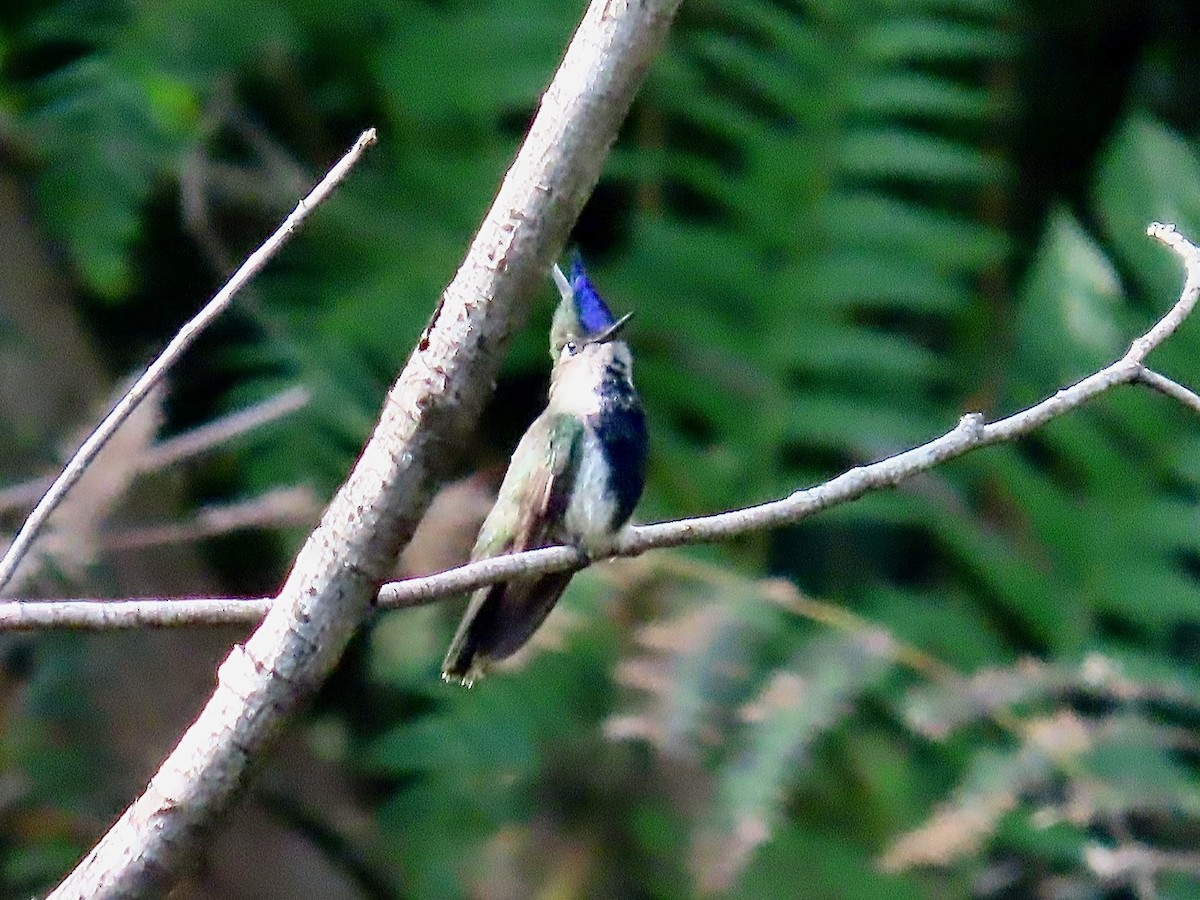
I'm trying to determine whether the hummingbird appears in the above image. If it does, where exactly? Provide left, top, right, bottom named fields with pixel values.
left=441, top=254, right=648, bottom=686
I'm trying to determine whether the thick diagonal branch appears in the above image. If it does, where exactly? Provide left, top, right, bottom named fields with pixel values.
left=47, top=1, right=683, bottom=897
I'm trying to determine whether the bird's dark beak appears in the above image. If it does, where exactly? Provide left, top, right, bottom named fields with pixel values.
left=593, top=311, right=635, bottom=344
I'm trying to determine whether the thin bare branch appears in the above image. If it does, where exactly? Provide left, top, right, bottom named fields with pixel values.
left=0, top=386, right=309, bottom=514
left=100, top=486, right=319, bottom=551
left=0, top=132, right=376, bottom=593
left=1134, top=366, right=1200, bottom=415
left=139, top=387, right=311, bottom=470
left=9, top=223, right=1200, bottom=635
left=0, top=596, right=272, bottom=631
left=47, top=1, right=682, bottom=896
left=373, top=222, right=1200, bottom=591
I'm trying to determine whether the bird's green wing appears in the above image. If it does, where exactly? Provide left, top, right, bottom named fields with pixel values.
left=442, top=414, right=584, bottom=684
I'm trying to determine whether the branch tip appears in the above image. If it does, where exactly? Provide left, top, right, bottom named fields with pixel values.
left=1148, top=221, right=1176, bottom=240
left=1148, top=221, right=1200, bottom=263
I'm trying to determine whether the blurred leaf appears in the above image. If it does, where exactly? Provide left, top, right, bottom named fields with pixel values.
left=28, top=56, right=197, bottom=296
left=694, top=633, right=897, bottom=893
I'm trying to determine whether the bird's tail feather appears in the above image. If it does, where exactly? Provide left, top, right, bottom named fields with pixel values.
left=441, top=573, right=573, bottom=685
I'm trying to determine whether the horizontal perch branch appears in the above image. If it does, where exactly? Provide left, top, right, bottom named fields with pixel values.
left=7, top=222, right=1199, bottom=634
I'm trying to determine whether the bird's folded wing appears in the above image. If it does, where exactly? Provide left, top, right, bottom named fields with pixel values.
left=442, top=415, right=584, bottom=680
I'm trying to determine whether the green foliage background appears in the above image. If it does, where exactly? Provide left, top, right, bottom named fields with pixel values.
left=3, top=0, right=1200, bottom=897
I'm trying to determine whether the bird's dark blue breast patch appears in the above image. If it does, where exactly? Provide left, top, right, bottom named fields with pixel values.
left=593, top=377, right=648, bottom=529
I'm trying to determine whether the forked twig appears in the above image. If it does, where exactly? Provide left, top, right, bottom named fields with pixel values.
left=7, top=223, right=1200, bottom=633
left=0, top=132, right=375, bottom=593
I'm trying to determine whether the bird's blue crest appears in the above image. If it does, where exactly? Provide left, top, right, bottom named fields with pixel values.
left=569, top=252, right=617, bottom=335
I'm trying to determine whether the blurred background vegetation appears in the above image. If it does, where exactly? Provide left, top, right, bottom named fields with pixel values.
left=1, top=0, right=1200, bottom=897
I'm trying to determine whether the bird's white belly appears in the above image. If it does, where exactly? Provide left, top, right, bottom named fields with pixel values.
left=564, top=428, right=617, bottom=549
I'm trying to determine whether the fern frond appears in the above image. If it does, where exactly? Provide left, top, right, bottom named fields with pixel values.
left=693, top=633, right=897, bottom=893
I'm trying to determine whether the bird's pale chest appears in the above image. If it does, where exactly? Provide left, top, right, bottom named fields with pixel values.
left=563, top=425, right=619, bottom=548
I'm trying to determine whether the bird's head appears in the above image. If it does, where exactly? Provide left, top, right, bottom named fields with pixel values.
left=547, top=253, right=635, bottom=404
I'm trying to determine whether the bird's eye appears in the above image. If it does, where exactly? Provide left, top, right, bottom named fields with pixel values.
left=564, top=341, right=578, bottom=356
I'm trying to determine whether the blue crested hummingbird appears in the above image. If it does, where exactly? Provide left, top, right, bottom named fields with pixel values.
left=441, top=254, right=648, bottom=686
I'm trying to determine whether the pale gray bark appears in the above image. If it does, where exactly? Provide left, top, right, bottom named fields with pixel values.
left=46, top=0, right=683, bottom=896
